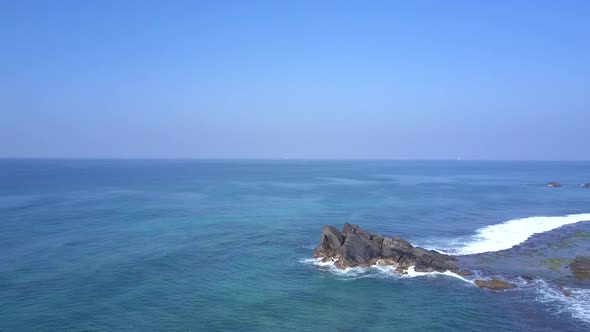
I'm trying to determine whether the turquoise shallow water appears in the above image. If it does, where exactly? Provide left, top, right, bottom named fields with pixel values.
left=1, top=159, right=589, bottom=331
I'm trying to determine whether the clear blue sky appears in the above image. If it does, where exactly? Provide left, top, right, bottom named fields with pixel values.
left=1, top=1, right=589, bottom=159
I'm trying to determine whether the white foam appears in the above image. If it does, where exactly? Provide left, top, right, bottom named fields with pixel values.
left=301, top=258, right=336, bottom=267
left=300, top=258, right=472, bottom=284
left=531, top=279, right=590, bottom=324
left=300, top=258, right=379, bottom=277
left=404, top=266, right=474, bottom=284
left=448, top=213, right=590, bottom=255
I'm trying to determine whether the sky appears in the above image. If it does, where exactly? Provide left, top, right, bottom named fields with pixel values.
left=1, top=1, right=589, bottom=159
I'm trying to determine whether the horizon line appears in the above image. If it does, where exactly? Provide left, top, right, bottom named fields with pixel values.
left=1, top=157, right=589, bottom=162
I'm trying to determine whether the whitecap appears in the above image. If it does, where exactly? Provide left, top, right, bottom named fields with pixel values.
left=443, top=213, right=590, bottom=255
left=300, top=258, right=374, bottom=277
left=531, top=279, right=590, bottom=324
left=300, top=258, right=473, bottom=284
left=403, top=266, right=474, bottom=284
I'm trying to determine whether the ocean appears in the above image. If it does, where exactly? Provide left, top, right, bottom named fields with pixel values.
left=1, top=159, right=589, bottom=331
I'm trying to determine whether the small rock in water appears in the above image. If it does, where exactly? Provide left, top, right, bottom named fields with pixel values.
left=547, top=182, right=562, bottom=187
left=474, top=279, right=516, bottom=291
left=569, top=256, right=590, bottom=279
left=580, top=183, right=590, bottom=188
left=559, top=285, right=573, bottom=297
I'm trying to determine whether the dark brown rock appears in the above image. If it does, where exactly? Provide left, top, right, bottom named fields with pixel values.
left=382, top=237, right=413, bottom=262
left=474, top=279, right=516, bottom=291
left=335, top=231, right=382, bottom=268
left=314, top=223, right=459, bottom=273
left=313, top=226, right=343, bottom=258
left=569, top=256, right=590, bottom=279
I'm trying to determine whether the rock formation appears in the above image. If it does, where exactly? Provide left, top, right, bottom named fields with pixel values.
left=313, top=223, right=590, bottom=294
left=569, top=256, right=590, bottom=279
left=474, top=279, right=515, bottom=290
left=314, top=223, right=460, bottom=273
left=547, top=182, right=562, bottom=187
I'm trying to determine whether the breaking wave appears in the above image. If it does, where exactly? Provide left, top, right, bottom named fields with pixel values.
left=531, top=279, right=590, bottom=324
left=441, top=213, right=590, bottom=255
left=300, top=258, right=472, bottom=283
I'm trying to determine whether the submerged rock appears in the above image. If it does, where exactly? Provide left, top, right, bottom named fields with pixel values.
left=314, top=223, right=459, bottom=273
left=547, top=182, right=562, bottom=187
left=457, top=270, right=473, bottom=276
left=569, top=256, right=590, bottom=279
left=559, top=285, right=573, bottom=297
left=474, top=279, right=516, bottom=291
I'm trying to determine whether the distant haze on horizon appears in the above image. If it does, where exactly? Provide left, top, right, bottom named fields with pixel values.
left=1, top=1, right=589, bottom=160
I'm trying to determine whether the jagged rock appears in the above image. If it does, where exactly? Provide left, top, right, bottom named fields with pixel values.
left=313, top=226, right=343, bottom=258
left=336, top=231, right=382, bottom=268
left=474, top=279, right=515, bottom=290
left=547, top=182, right=562, bottom=187
left=569, top=256, right=590, bottom=279
left=382, top=237, right=413, bottom=263
left=314, top=223, right=459, bottom=273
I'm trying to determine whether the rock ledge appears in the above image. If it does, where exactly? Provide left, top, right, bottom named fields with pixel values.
left=474, top=279, right=515, bottom=291
left=570, top=256, right=590, bottom=279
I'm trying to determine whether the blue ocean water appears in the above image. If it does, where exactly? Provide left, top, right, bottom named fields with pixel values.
left=1, top=159, right=589, bottom=331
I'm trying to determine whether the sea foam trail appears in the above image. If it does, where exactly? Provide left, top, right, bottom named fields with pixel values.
left=404, top=266, right=474, bottom=284
left=449, top=213, right=590, bottom=255
left=300, top=258, right=473, bottom=284
left=531, top=280, right=590, bottom=324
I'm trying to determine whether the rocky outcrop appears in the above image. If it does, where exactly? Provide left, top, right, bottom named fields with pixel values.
left=547, top=182, right=562, bottom=187
left=314, top=223, right=460, bottom=273
left=474, top=279, right=515, bottom=290
left=569, top=256, right=590, bottom=279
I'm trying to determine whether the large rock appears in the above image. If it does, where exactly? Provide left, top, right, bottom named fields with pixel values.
left=336, top=232, right=382, bottom=268
left=314, top=223, right=459, bottom=273
left=569, top=256, right=590, bottom=279
left=382, top=236, right=413, bottom=265
left=474, top=279, right=515, bottom=291
left=313, top=226, right=343, bottom=259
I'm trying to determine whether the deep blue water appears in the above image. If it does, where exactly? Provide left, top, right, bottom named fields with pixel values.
left=1, top=159, right=589, bottom=331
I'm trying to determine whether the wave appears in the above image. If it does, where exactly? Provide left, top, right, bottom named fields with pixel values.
left=302, top=257, right=590, bottom=324
left=440, top=213, right=590, bottom=255
left=300, top=258, right=473, bottom=283
left=300, top=258, right=388, bottom=278
left=404, top=266, right=474, bottom=283
left=530, top=279, right=590, bottom=324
